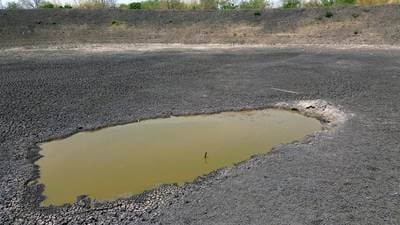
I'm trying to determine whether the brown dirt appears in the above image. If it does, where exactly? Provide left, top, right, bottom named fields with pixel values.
left=1, top=5, right=400, bottom=48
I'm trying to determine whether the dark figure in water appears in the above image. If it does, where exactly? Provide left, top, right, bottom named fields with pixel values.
left=204, top=152, right=208, bottom=159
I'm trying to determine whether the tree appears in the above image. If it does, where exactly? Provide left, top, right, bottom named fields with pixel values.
left=18, top=0, right=42, bottom=8
left=7, top=1, right=21, bottom=8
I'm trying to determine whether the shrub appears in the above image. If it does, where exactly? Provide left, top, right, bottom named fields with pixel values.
left=219, top=0, right=237, bottom=9
left=200, top=0, right=218, bottom=9
left=282, top=0, right=301, bottom=8
left=320, top=0, right=335, bottom=6
left=304, top=0, right=355, bottom=7
left=166, top=0, right=186, bottom=9
left=240, top=0, right=266, bottom=9
left=39, top=2, right=55, bottom=8
left=77, top=0, right=107, bottom=9
left=141, top=0, right=161, bottom=9
left=336, top=0, right=356, bottom=4
left=6, top=1, right=20, bottom=9
left=64, top=4, right=73, bottom=8
left=302, top=0, right=324, bottom=7
left=128, top=2, right=141, bottom=9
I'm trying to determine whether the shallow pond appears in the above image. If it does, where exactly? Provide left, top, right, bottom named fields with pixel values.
left=36, top=109, right=321, bottom=206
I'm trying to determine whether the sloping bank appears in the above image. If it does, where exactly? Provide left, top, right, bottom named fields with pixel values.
left=0, top=5, right=400, bottom=48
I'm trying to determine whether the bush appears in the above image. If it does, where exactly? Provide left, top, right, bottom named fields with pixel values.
left=240, top=0, right=266, bottom=9
left=302, top=0, right=324, bottom=7
left=166, top=0, right=186, bottom=9
left=219, top=0, right=237, bottom=9
left=39, top=2, right=55, bottom=8
left=77, top=0, right=108, bottom=9
left=282, top=0, right=301, bottom=8
left=128, top=2, right=142, bottom=9
left=64, top=4, right=73, bottom=8
left=200, top=0, right=218, bottom=9
left=336, top=0, right=356, bottom=4
left=141, top=0, right=161, bottom=9
left=6, top=1, right=20, bottom=9
left=320, top=0, right=335, bottom=6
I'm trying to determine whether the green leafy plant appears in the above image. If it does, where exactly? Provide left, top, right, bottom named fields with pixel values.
left=320, top=0, right=334, bottom=6
left=141, top=0, right=161, bottom=9
left=336, top=0, right=355, bottom=4
left=282, top=0, right=301, bottom=8
left=240, top=0, right=266, bottom=9
left=39, top=2, right=55, bottom=8
left=128, top=2, right=142, bottom=9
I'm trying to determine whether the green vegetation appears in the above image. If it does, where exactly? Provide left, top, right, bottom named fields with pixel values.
left=128, top=2, right=141, bottom=9
left=240, top=0, right=267, bottom=9
left=39, top=1, right=55, bottom=8
left=3, top=0, right=400, bottom=10
left=6, top=1, right=21, bottom=9
left=219, top=0, right=237, bottom=9
left=282, top=0, right=301, bottom=8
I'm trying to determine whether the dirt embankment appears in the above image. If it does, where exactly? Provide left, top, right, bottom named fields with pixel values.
left=1, top=5, right=400, bottom=48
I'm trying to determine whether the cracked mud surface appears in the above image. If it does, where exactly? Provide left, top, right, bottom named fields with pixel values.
left=0, top=46, right=399, bottom=224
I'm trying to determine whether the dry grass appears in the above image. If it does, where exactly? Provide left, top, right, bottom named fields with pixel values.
left=76, top=0, right=107, bottom=9
left=356, top=0, right=400, bottom=5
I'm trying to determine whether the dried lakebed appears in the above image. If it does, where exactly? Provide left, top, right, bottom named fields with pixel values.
left=36, top=109, right=321, bottom=206
left=1, top=46, right=398, bottom=225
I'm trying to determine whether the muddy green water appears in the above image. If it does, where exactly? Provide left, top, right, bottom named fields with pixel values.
left=36, top=109, right=321, bottom=206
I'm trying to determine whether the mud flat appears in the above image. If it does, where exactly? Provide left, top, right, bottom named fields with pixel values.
left=0, top=45, right=399, bottom=224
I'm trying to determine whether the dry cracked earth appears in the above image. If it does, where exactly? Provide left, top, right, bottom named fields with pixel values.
left=0, top=45, right=399, bottom=225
